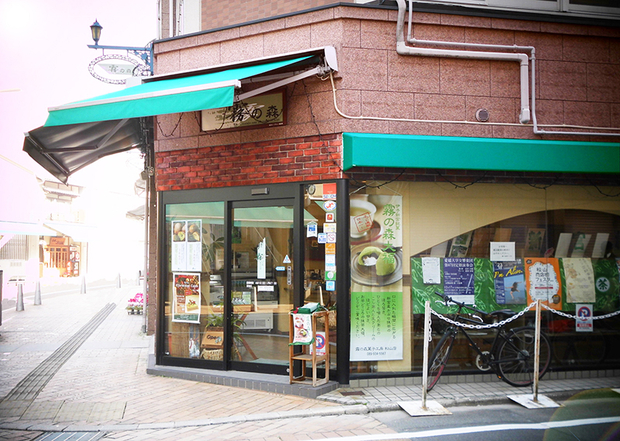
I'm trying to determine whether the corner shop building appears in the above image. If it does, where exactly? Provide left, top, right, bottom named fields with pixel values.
left=25, top=1, right=620, bottom=390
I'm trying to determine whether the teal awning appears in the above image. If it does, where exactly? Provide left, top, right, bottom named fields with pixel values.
left=44, top=56, right=310, bottom=127
left=343, top=133, right=620, bottom=174
left=23, top=55, right=314, bottom=183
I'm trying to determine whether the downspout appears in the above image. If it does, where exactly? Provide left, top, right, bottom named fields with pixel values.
left=396, top=0, right=531, bottom=124
left=396, top=0, right=620, bottom=137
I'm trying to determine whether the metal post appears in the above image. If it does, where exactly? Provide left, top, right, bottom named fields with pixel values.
left=81, top=275, right=87, bottom=294
left=16, top=284, right=24, bottom=311
left=533, top=299, right=541, bottom=402
left=142, top=150, right=151, bottom=335
left=34, top=280, right=42, bottom=305
left=422, top=300, right=431, bottom=410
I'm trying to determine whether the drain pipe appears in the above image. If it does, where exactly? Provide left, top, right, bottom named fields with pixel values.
left=396, top=0, right=620, bottom=137
left=396, top=0, right=530, bottom=124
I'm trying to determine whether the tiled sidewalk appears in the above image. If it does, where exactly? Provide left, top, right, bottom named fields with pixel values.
left=320, top=374, right=620, bottom=408
left=0, top=281, right=619, bottom=440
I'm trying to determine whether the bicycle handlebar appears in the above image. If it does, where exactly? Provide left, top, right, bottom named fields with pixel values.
left=433, top=291, right=487, bottom=316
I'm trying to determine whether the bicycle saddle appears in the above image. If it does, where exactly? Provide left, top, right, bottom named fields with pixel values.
left=489, top=309, right=516, bottom=317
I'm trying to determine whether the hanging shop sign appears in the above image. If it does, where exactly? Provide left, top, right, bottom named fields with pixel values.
left=201, top=90, right=286, bottom=133
left=172, top=273, right=201, bottom=324
left=88, top=54, right=149, bottom=85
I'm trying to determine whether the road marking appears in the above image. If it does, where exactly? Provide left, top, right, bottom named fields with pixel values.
left=319, top=416, right=620, bottom=440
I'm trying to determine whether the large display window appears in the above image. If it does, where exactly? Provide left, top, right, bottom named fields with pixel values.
left=159, top=181, right=347, bottom=379
left=164, top=201, right=226, bottom=361
left=349, top=182, right=620, bottom=377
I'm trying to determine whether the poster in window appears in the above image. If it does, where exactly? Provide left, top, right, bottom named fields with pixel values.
left=350, top=291, right=403, bottom=361
left=350, top=194, right=403, bottom=287
left=524, top=258, right=562, bottom=310
left=171, top=220, right=202, bottom=272
left=526, top=228, right=545, bottom=254
left=493, top=260, right=526, bottom=305
left=449, top=232, right=472, bottom=257
left=443, top=258, right=475, bottom=303
left=173, top=273, right=201, bottom=323
left=563, top=258, right=596, bottom=303
left=571, top=233, right=592, bottom=258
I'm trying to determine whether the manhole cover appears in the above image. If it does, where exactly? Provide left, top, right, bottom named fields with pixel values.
left=340, top=390, right=365, bottom=396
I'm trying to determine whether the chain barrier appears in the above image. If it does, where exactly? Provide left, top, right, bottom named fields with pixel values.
left=541, top=304, right=620, bottom=320
left=427, top=311, right=433, bottom=342
left=429, top=301, right=620, bottom=327
left=429, top=301, right=538, bottom=330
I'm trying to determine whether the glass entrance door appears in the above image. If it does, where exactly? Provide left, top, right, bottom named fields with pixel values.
left=229, top=200, right=296, bottom=373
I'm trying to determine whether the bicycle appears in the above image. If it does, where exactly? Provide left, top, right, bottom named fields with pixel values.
left=427, top=291, right=551, bottom=391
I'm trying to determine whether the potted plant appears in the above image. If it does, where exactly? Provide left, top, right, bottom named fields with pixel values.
left=202, top=313, right=246, bottom=360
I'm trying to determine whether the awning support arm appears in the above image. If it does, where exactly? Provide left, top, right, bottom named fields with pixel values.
left=23, top=133, right=71, bottom=175
left=236, top=65, right=329, bottom=102
left=96, top=118, right=130, bottom=150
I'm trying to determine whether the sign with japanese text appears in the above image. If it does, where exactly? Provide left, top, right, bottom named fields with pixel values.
left=563, top=258, right=596, bottom=303
left=201, top=90, right=286, bottom=132
left=443, top=258, right=475, bottom=303
left=171, top=220, right=202, bottom=272
left=525, top=258, right=563, bottom=310
left=350, top=291, right=403, bottom=361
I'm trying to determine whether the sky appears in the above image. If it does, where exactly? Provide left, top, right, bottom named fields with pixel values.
left=0, top=0, right=158, bottom=221
left=0, top=0, right=159, bottom=280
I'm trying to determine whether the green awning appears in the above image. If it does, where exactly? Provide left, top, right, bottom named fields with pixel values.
left=44, top=56, right=311, bottom=127
left=343, top=133, right=620, bottom=174
left=23, top=55, right=314, bottom=183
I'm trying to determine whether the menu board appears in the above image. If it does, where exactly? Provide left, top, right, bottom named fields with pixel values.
left=171, top=220, right=202, bottom=272
left=350, top=291, right=403, bottom=361
left=173, top=273, right=201, bottom=323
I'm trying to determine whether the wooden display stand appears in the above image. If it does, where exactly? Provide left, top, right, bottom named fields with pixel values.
left=289, top=310, right=329, bottom=387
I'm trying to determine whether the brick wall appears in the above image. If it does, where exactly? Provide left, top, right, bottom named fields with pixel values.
left=156, top=134, right=344, bottom=191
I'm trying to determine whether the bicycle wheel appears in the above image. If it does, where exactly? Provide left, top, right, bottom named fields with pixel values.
left=496, top=326, right=551, bottom=387
left=427, top=331, right=456, bottom=391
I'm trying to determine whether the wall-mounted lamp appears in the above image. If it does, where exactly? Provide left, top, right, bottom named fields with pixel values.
left=87, top=19, right=153, bottom=76
left=90, top=20, right=103, bottom=46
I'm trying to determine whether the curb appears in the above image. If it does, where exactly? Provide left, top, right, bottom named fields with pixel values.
left=0, top=388, right=596, bottom=433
